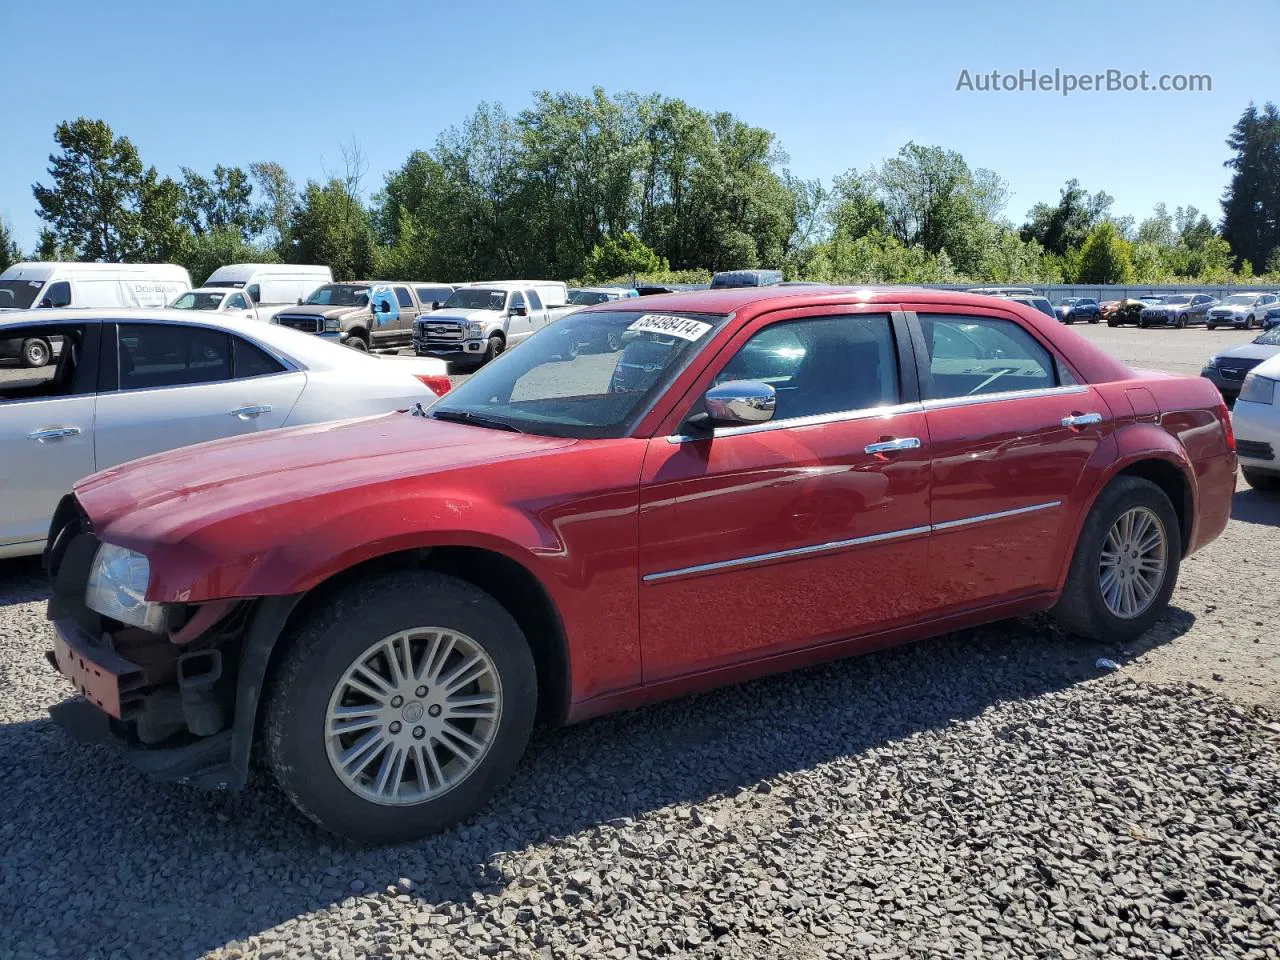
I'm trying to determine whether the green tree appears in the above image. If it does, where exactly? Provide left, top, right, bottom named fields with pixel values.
left=1075, top=222, right=1134, bottom=283
left=180, top=165, right=261, bottom=239
left=1221, top=102, right=1280, bottom=271
left=584, top=232, right=667, bottom=280
left=0, top=218, right=22, bottom=271
left=250, top=161, right=297, bottom=256
left=289, top=179, right=378, bottom=280
left=1020, top=179, right=1114, bottom=257
left=32, top=117, right=191, bottom=262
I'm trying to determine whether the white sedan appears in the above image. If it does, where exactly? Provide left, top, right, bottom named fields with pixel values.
left=0, top=308, right=451, bottom=558
left=169, top=287, right=263, bottom=323
left=1232, top=351, right=1280, bottom=492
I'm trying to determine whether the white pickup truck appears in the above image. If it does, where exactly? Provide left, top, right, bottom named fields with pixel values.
left=412, top=280, right=580, bottom=367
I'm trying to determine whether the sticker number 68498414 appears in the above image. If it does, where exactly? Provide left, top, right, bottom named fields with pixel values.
left=626, top=314, right=713, bottom=341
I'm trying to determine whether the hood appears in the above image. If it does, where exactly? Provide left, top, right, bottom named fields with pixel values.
left=1213, top=342, right=1280, bottom=363
left=278, top=304, right=368, bottom=320
left=75, top=414, right=577, bottom=548
left=422, top=308, right=500, bottom=323
left=1210, top=303, right=1253, bottom=313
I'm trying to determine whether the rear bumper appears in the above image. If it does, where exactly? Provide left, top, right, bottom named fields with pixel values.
left=1232, top=400, right=1280, bottom=471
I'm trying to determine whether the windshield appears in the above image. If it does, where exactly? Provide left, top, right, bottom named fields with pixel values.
left=170, top=291, right=225, bottom=310
left=1253, top=328, right=1280, bottom=346
left=443, top=288, right=508, bottom=310
left=431, top=309, right=728, bottom=438
left=1222, top=294, right=1259, bottom=306
left=1163, top=295, right=1193, bottom=305
left=1059, top=298, right=1080, bottom=306
left=305, top=284, right=369, bottom=306
left=569, top=290, right=614, bottom=305
left=0, top=280, right=44, bottom=310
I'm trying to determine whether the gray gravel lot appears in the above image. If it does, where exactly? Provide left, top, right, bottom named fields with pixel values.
left=1, top=322, right=1278, bottom=960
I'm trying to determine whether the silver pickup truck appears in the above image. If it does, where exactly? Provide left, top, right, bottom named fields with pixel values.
left=413, top=281, right=580, bottom=367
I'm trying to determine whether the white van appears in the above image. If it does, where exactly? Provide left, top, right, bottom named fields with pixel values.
left=0, top=262, right=191, bottom=312
left=203, top=264, right=332, bottom=321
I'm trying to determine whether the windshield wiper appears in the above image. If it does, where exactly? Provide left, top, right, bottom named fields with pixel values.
left=430, top=409, right=523, bottom=433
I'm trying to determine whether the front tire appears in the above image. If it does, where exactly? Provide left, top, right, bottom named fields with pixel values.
left=483, top=334, right=504, bottom=365
left=1243, top=469, right=1280, bottom=492
left=346, top=333, right=370, bottom=352
left=1177, top=314, right=1188, bottom=329
left=21, top=337, right=51, bottom=368
left=264, top=571, right=537, bottom=844
left=1052, top=477, right=1181, bottom=644
left=1247, top=314, right=1258, bottom=330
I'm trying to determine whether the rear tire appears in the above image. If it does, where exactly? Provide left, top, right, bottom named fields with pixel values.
left=1243, top=469, right=1280, bottom=492
left=1052, top=476, right=1181, bottom=644
left=263, top=571, right=537, bottom=845
left=21, top=337, right=51, bottom=368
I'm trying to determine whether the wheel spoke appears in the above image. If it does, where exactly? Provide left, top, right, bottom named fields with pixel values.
left=441, top=654, right=490, bottom=694
left=373, top=744, right=407, bottom=799
left=438, top=721, right=485, bottom=760
left=423, top=635, right=457, bottom=684
left=348, top=666, right=393, bottom=704
left=329, top=704, right=383, bottom=737
left=383, top=636, right=410, bottom=689
left=417, top=741, right=446, bottom=790
left=339, top=731, right=389, bottom=777
left=446, top=691, right=498, bottom=718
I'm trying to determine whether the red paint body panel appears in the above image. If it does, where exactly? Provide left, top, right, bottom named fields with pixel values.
left=70, top=288, right=1236, bottom=724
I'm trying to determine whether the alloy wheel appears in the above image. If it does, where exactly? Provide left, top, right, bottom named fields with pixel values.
left=1098, top=507, right=1168, bottom=619
left=324, top=628, right=502, bottom=805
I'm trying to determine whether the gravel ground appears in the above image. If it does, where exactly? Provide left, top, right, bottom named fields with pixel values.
left=1, top=322, right=1278, bottom=960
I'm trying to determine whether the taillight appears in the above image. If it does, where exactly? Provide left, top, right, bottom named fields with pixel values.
left=1219, top=397, right=1235, bottom=453
left=415, top=374, right=452, bottom=398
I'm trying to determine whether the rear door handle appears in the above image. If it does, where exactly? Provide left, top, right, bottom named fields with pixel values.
left=27, top=426, right=82, bottom=441
left=230, top=404, right=272, bottom=419
left=1061, top=413, right=1103, bottom=428
left=864, top=437, right=922, bottom=455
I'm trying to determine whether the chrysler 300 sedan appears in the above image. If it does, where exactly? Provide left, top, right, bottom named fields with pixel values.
left=44, top=288, right=1237, bottom=843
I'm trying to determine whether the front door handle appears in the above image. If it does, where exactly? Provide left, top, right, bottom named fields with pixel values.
left=1061, top=412, right=1103, bottom=429
left=864, top=437, right=922, bottom=455
left=27, top=426, right=82, bottom=441
left=230, top=404, right=272, bottom=419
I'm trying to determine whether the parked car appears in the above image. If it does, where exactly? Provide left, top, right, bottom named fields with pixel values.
left=169, top=287, right=262, bottom=323
left=1002, top=295, right=1056, bottom=319
left=967, top=286, right=1035, bottom=296
left=568, top=286, right=640, bottom=305
left=636, top=284, right=683, bottom=296
left=1201, top=326, right=1280, bottom=400
left=1232, top=353, right=1280, bottom=490
left=1, top=309, right=449, bottom=560
left=413, top=281, right=579, bottom=367
left=1205, top=293, right=1280, bottom=330
left=1054, top=297, right=1102, bottom=324
left=0, top=262, right=192, bottom=367
left=1138, top=293, right=1218, bottom=329
left=1264, top=303, right=1280, bottom=330
left=710, top=269, right=783, bottom=288
left=1104, top=297, right=1162, bottom=327
left=42, top=287, right=1236, bottom=843
left=273, top=282, right=430, bottom=351
left=202, top=264, right=331, bottom=322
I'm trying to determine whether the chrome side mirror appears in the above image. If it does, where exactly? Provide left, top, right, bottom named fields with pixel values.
left=704, top=379, right=776, bottom=425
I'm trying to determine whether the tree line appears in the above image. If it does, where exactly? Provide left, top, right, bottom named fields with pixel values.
left=2, top=93, right=1278, bottom=287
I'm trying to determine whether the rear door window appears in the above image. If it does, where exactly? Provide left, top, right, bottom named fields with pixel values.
left=917, top=314, right=1057, bottom=399
left=117, top=324, right=233, bottom=391
left=527, top=289, right=543, bottom=310
left=232, top=336, right=286, bottom=378
left=394, top=286, right=414, bottom=308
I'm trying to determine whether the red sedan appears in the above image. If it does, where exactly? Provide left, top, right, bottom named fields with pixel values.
left=45, top=287, right=1237, bottom=842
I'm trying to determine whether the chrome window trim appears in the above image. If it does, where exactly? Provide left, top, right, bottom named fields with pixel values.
left=667, top=401, right=925, bottom=444
left=922, top=384, right=1088, bottom=411
left=642, top=500, right=1063, bottom=583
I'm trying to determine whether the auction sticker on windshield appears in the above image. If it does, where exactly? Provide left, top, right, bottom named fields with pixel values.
left=627, top=315, right=713, bottom=341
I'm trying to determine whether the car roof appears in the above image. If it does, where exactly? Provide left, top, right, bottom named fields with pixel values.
left=578, top=285, right=1051, bottom=315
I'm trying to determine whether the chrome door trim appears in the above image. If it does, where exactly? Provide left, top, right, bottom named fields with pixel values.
left=26, top=426, right=82, bottom=441
left=1061, top=412, right=1103, bottom=428
left=642, top=499, right=1064, bottom=583
left=930, top=500, right=1062, bottom=532
left=864, top=437, right=921, bottom=454
left=921, top=384, right=1088, bottom=412
left=641, top=524, right=933, bottom=583
left=666, top=401, right=925, bottom=444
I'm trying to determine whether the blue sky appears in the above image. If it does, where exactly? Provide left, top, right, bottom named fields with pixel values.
left=3, top=0, right=1275, bottom=251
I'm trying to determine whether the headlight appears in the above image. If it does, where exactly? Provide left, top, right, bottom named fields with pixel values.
left=324, top=317, right=342, bottom=332
left=1240, top=374, right=1276, bottom=405
left=85, top=543, right=170, bottom=632
left=1203, top=358, right=1219, bottom=370
left=467, top=321, right=484, bottom=338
